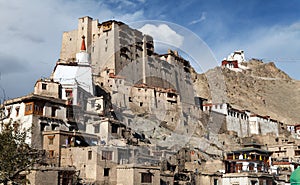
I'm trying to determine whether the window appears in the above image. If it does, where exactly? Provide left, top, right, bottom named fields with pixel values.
left=214, top=179, right=218, bottom=185
left=6, top=107, right=11, bottom=117
left=25, top=103, right=33, bottom=115
left=141, top=173, right=152, bottom=183
left=34, top=104, right=43, bottom=115
left=140, top=102, right=143, bottom=107
left=104, top=168, right=110, bottom=176
left=65, top=90, right=73, bottom=97
left=105, top=47, right=107, bottom=52
left=49, top=137, right=54, bottom=145
left=66, top=107, right=74, bottom=119
left=51, top=107, right=56, bottom=117
left=129, top=97, right=132, bottom=102
left=42, top=83, right=47, bottom=90
left=88, top=151, right=92, bottom=160
left=91, top=100, right=95, bottom=108
left=94, top=124, right=100, bottom=133
left=102, top=151, right=112, bottom=160
left=49, top=150, right=54, bottom=158
left=15, top=107, right=20, bottom=117
left=295, top=150, right=300, bottom=156
left=111, top=125, right=118, bottom=133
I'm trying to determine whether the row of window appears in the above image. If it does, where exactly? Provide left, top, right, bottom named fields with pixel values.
left=87, top=150, right=152, bottom=182
left=3, top=104, right=61, bottom=119
left=93, top=124, right=118, bottom=134
left=87, top=150, right=112, bottom=161
left=48, top=150, right=152, bottom=181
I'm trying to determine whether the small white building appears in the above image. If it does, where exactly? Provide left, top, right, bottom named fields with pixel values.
left=227, top=50, right=246, bottom=64
left=52, top=36, right=94, bottom=106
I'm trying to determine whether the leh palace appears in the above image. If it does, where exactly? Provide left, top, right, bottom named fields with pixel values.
left=1, top=16, right=300, bottom=185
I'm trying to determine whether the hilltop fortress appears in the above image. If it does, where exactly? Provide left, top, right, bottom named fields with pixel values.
left=1, top=16, right=299, bottom=184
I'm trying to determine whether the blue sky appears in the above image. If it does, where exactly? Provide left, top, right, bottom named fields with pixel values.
left=1, top=0, right=300, bottom=99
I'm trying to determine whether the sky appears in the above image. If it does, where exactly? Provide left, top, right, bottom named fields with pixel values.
left=1, top=0, right=300, bottom=99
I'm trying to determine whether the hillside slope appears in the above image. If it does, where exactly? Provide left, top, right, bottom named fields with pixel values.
left=193, top=59, right=300, bottom=124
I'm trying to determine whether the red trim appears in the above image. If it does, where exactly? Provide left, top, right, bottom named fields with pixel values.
left=221, top=60, right=239, bottom=68
left=81, top=36, right=86, bottom=51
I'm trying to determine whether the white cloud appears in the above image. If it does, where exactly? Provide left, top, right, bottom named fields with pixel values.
left=0, top=0, right=145, bottom=98
left=137, top=22, right=217, bottom=73
left=189, top=12, right=206, bottom=25
left=139, top=24, right=184, bottom=49
left=116, top=10, right=145, bottom=23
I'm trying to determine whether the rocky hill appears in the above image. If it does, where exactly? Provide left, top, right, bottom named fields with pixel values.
left=193, top=59, right=300, bottom=124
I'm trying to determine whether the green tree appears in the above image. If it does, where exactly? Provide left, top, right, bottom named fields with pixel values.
left=0, top=125, right=42, bottom=185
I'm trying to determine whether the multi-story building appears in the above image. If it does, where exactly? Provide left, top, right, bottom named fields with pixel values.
left=203, top=103, right=281, bottom=138
left=223, top=143, right=274, bottom=185
left=1, top=79, right=66, bottom=148
left=3, top=16, right=299, bottom=185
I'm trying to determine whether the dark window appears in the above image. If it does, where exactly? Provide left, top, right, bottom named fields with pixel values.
left=214, top=179, right=218, bottom=185
left=66, top=107, right=74, bottom=119
left=49, top=150, right=54, bottom=158
left=7, top=107, right=11, bottom=117
left=40, top=123, right=48, bottom=131
left=167, top=93, right=174, bottom=98
left=88, top=151, right=92, bottom=160
left=49, top=138, right=54, bottom=145
left=51, top=124, right=58, bottom=131
left=111, top=125, right=118, bottom=133
left=295, top=150, right=300, bottom=156
left=140, top=102, right=143, bottom=107
left=129, top=97, right=132, bottom=102
left=104, top=168, right=110, bottom=176
left=141, top=173, right=152, bottom=183
left=42, top=83, right=47, bottom=90
left=102, top=151, right=112, bottom=160
left=65, top=90, right=73, bottom=97
left=15, top=107, right=20, bottom=117
left=94, top=125, right=100, bottom=133
left=91, top=100, right=95, bottom=108
left=34, top=104, right=43, bottom=115
left=51, top=107, right=56, bottom=117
